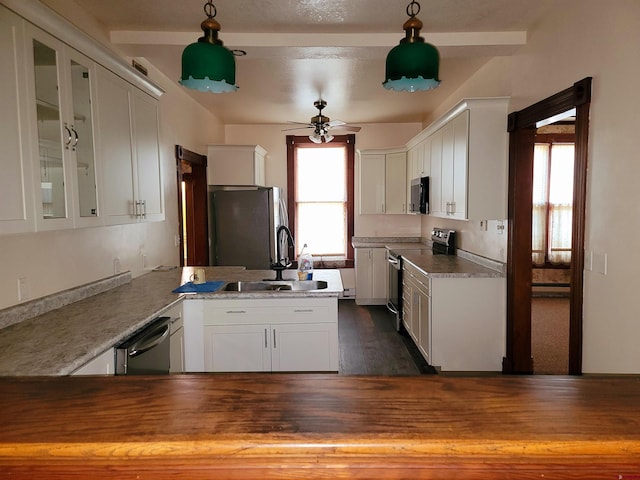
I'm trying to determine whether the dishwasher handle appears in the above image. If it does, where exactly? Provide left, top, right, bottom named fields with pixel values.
left=127, top=317, right=171, bottom=358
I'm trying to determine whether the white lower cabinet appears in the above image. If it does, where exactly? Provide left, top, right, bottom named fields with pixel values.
left=71, top=348, right=114, bottom=375
left=197, top=297, right=338, bottom=373
left=354, top=247, right=387, bottom=305
left=403, top=260, right=505, bottom=372
left=402, top=262, right=431, bottom=364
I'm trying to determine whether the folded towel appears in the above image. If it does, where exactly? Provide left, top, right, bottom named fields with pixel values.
left=172, top=281, right=225, bottom=293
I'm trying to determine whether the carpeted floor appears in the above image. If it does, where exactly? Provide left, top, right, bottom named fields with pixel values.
left=531, top=297, right=570, bottom=374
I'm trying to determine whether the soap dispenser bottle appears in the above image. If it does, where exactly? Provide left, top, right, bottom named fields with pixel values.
left=297, top=244, right=313, bottom=280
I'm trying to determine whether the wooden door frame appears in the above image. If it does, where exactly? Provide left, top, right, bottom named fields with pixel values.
left=503, top=77, right=592, bottom=375
left=176, top=145, right=208, bottom=266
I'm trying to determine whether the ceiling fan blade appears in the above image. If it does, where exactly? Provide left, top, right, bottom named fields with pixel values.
left=327, top=120, right=346, bottom=127
left=330, top=125, right=362, bottom=132
left=282, top=125, right=314, bottom=131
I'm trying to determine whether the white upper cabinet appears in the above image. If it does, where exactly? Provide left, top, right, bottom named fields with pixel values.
left=25, top=25, right=76, bottom=230
left=359, top=153, right=385, bottom=214
left=0, top=6, right=35, bottom=235
left=67, top=49, right=100, bottom=227
left=407, top=97, right=509, bottom=220
left=429, top=111, right=469, bottom=219
left=0, top=0, right=163, bottom=235
left=96, top=66, right=163, bottom=225
left=131, top=87, right=163, bottom=222
left=207, top=145, right=266, bottom=186
left=358, top=149, right=407, bottom=214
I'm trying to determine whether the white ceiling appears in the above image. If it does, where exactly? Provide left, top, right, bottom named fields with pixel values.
left=50, top=0, right=555, bottom=126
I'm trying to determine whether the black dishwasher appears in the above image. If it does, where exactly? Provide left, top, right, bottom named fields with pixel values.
left=115, top=316, right=171, bottom=375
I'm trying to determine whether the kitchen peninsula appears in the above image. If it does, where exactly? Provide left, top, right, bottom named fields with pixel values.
left=0, top=267, right=342, bottom=376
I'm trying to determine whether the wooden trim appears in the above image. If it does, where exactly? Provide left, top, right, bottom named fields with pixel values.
left=507, top=78, right=591, bottom=132
left=176, top=145, right=207, bottom=166
left=175, top=145, right=209, bottom=267
left=504, top=127, right=536, bottom=374
left=286, top=135, right=355, bottom=266
left=505, top=77, right=591, bottom=375
left=569, top=101, right=590, bottom=375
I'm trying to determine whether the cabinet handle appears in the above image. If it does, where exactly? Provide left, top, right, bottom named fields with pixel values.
left=64, top=124, right=72, bottom=150
left=273, top=329, right=277, bottom=349
left=264, top=328, right=268, bottom=348
left=293, top=309, right=314, bottom=313
left=225, top=310, right=247, bottom=314
left=141, top=200, right=147, bottom=218
left=71, top=126, right=79, bottom=151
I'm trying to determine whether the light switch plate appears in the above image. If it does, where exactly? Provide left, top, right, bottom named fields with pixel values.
left=592, top=252, right=608, bottom=275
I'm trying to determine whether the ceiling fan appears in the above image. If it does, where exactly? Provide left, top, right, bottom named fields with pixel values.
left=283, top=100, right=361, bottom=143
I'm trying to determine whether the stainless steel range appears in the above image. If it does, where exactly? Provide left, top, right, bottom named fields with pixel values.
left=431, top=228, right=457, bottom=255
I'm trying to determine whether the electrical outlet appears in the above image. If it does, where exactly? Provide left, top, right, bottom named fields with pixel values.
left=496, top=220, right=505, bottom=235
left=113, top=258, right=121, bottom=275
left=17, top=277, right=28, bottom=301
left=174, top=234, right=181, bottom=247
left=479, top=220, right=488, bottom=231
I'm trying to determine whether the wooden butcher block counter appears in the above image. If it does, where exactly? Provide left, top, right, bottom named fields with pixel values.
left=1, top=374, right=640, bottom=479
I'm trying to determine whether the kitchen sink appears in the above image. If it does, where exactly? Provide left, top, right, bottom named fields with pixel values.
left=223, top=280, right=328, bottom=292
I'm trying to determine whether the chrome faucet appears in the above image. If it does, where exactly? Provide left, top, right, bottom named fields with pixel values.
left=271, top=225, right=294, bottom=280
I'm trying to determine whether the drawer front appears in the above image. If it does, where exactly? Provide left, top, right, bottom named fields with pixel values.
left=403, top=264, right=430, bottom=295
left=203, top=299, right=333, bottom=326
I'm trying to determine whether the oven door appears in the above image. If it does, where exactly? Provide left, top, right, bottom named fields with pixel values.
left=387, top=252, right=401, bottom=326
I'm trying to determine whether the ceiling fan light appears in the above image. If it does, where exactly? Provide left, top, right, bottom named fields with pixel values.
left=180, top=1, right=238, bottom=93
left=383, top=1, right=440, bottom=92
left=324, top=134, right=334, bottom=143
left=309, top=134, right=322, bottom=144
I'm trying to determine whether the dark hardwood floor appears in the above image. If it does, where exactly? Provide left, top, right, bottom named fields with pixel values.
left=338, top=299, right=433, bottom=375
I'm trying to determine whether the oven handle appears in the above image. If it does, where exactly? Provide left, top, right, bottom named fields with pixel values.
left=128, top=321, right=171, bottom=358
left=387, top=255, right=400, bottom=267
left=386, top=301, right=399, bottom=315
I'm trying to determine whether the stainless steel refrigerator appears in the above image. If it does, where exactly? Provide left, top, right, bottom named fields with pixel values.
left=208, top=186, right=288, bottom=269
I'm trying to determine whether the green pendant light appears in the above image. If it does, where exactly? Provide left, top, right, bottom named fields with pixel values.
left=180, top=1, right=238, bottom=93
left=383, top=1, right=440, bottom=92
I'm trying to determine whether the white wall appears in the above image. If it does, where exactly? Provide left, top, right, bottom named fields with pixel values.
left=225, top=122, right=423, bottom=238
left=0, top=4, right=225, bottom=310
left=422, top=0, right=640, bottom=373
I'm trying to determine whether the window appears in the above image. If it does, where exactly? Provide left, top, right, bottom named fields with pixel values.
left=532, top=135, right=575, bottom=266
left=286, top=135, right=355, bottom=268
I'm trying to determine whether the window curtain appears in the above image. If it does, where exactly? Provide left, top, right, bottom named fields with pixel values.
left=532, top=143, right=574, bottom=266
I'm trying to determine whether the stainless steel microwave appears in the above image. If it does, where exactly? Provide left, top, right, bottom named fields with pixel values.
left=410, top=176, right=429, bottom=214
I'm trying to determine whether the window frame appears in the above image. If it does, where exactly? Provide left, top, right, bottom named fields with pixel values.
left=532, top=132, right=575, bottom=267
left=286, top=134, right=355, bottom=268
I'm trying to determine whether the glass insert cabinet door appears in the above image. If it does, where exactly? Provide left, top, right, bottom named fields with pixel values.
left=69, top=56, right=98, bottom=218
left=33, top=38, right=66, bottom=220
left=30, top=28, right=99, bottom=226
